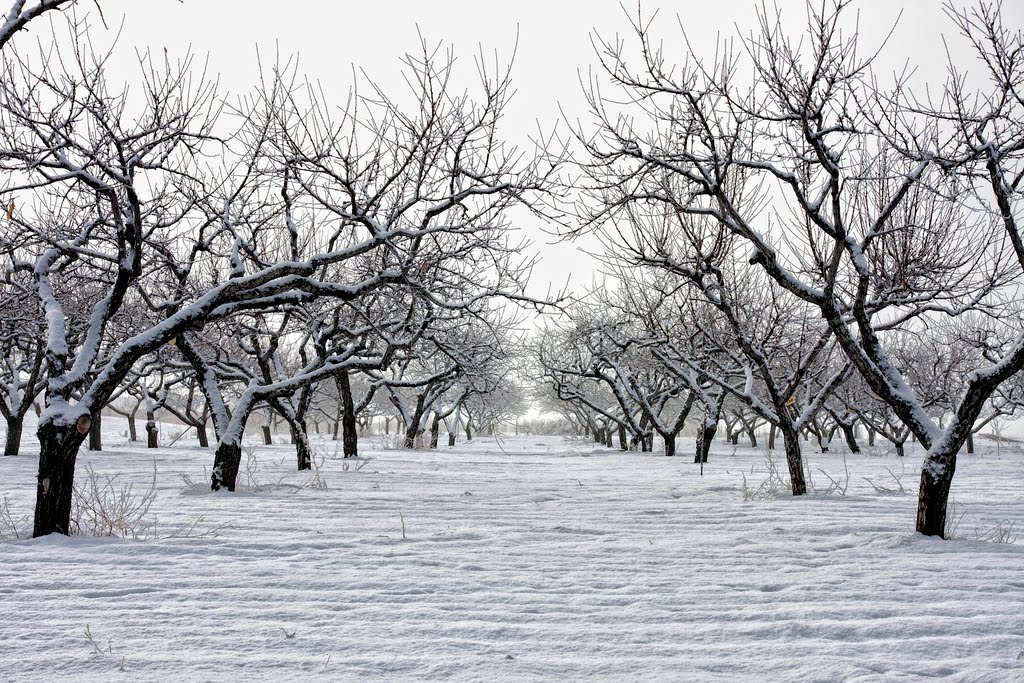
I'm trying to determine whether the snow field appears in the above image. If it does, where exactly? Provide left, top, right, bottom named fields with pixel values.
left=1, top=431, right=1023, bottom=681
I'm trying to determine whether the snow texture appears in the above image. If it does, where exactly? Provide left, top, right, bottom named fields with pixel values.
left=1, top=423, right=1023, bottom=681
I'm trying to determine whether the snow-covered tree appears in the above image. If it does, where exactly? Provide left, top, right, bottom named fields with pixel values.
left=563, top=0, right=1024, bottom=535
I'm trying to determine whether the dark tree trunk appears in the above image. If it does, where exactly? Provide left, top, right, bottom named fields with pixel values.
left=261, top=424, right=272, bottom=445
left=916, top=449, right=958, bottom=538
left=430, top=413, right=440, bottom=449
left=780, top=425, right=807, bottom=496
left=385, top=417, right=391, bottom=436
left=291, top=421, right=311, bottom=471
left=88, top=409, right=102, bottom=452
left=746, top=425, right=758, bottom=448
left=211, top=441, right=243, bottom=491
left=336, top=372, right=358, bottom=458
left=868, top=427, right=876, bottom=447
left=126, top=409, right=138, bottom=442
left=895, top=440, right=906, bottom=458
left=33, top=420, right=89, bottom=536
left=605, top=427, right=614, bottom=448
left=695, top=422, right=715, bottom=463
left=663, top=432, right=676, bottom=457
left=4, top=415, right=24, bottom=456
left=618, top=423, right=627, bottom=451
left=966, top=431, right=974, bottom=454
left=197, top=421, right=210, bottom=449
left=730, top=431, right=739, bottom=445
left=465, top=423, right=472, bottom=441
left=146, top=409, right=158, bottom=449
left=448, top=431, right=457, bottom=447
left=841, top=424, right=860, bottom=453
left=768, top=423, right=777, bottom=450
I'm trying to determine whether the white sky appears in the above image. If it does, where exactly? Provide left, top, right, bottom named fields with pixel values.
left=38, top=0, right=1024, bottom=297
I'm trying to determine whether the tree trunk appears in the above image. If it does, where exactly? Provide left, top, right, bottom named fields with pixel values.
left=695, top=423, right=715, bottom=463
left=336, top=372, right=358, bottom=458
left=448, top=431, right=457, bottom=447
left=291, top=421, right=311, bottom=471
left=780, top=425, right=807, bottom=496
left=465, top=423, right=472, bottom=441
left=966, top=431, right=974, bottom=454
left=430, top=413, right=440, bottom=449
left=841, top=424, right=860, bottom=453
left=197, top=421, right=210, bottom=449
left=33, top=420, right=89, bottom=536
left=126, top=410, right=138, bottom=442
left=88, top=409, right=102, bottom=452
left=618, top=423, right=627, bottom=451
left=211, top=441, right=243, bottom=492
left=746, top=425, right=758, bottom=448
left=4, top=415, right=24, bottom=456
left=768, top=423, right=777, bottom=450
left=663, top=432, right=676, bottom=457
left=605, top=427, right=614, bottom=448
left=730, top=431, right=739, bottom=445
left=146, top=409, right=158, bottom=449
left=868, top=427, right=876, bottom=447
left=916, top=448, right=958, bottom=538
left=895, top=440, right=906, bottom=458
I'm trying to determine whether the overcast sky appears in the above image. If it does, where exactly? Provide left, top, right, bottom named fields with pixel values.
left=59, top=1, right=1024, bottom=297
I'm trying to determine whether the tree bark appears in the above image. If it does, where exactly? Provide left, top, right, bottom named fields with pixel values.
left=895, top=440, right=906, bottom=458
left=126, top=409, right=138, bottom=442
left=448, top=431, right=457, bottom=446
left=4, top=415, right=24, bottom=456
left=746, top=425, right=758, bottom=448
left=768, top=423, right=777, bottom=451
left=966, top=431, right=974, bottom=454
left=146, top=411, right=158, bottom=449
left=88, top=409, right=102, bottom=452
left=841, top=424, right=860, bottom=453
left=211, top=441, right=243, bottom=492
left=261, top=425, right=272, bottom=445
left=291, top=421, right=311, bottom=471
left=403, top=394, right=428, bottom=449
left=916, top=450, right=958, bottom=538
left=33, top=421, right=88, bottom=536
left=336, top=372, right=358, bottom=458
left=430, top=413, right=441, bottom=449
left=780, top=425, right=807, bottom=496
left=197, top=421, right=209, bottom=449
left=618, top=423, right=627, bottom=451
left=663, top=432, right=676, bottom=457
left=695, top=423, right=715, bottom=463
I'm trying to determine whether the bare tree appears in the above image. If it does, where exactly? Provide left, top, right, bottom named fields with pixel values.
left=0, top=15, right=552, bottom=533
left=563, top=0, right=1024, bottom=536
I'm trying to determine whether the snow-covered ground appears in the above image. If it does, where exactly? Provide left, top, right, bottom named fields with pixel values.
left=1, top=425, right=1023, bottom=681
